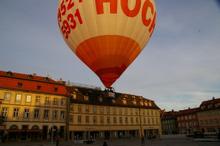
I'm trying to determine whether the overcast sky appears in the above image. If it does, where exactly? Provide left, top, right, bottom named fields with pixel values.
left=1, top=0, right=220, bottom=111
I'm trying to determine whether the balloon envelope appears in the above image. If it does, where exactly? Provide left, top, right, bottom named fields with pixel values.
left=57, top=0, right=156, bottom=88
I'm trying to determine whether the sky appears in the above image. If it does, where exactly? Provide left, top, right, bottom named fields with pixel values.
left=1, top=0, right=220, bottom=111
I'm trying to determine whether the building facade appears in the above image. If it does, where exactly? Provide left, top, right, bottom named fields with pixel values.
left=161, top=110, right=178, bottom=134
left=176, top=108, right=199, bottom=135
left=0, top=71, right=67, bottom=141
left=197, top=97, right=220, bottom=135
left=0, top=70, right=162, bottom=141
left=67, top=86, right=161, bottom=140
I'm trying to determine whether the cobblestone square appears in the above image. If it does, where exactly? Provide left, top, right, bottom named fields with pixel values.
left=0, top=135, right=219, bottom=146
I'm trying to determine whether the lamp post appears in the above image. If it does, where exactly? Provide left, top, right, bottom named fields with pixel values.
left=139, top=106, right=144, bottom=146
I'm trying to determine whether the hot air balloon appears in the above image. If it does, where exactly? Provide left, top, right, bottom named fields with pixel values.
left=57, top=0, right=156, bottom=88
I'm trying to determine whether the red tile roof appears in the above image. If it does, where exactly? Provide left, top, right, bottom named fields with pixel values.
left=177, top=107, right=199, bottom=116
left=0, top=70, right=67, bottom=96
left=200, top=97, right=220, bottom=106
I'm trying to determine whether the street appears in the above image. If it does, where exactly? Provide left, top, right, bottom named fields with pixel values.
left=0, top=135, right=219, bottom=146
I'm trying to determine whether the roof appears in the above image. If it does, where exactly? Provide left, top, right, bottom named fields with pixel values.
left=176, top=107, right=200, bottom=116
left=199, top=97, right=220, bottom=111
left=67, top=86, right=160, bottom=109
left=161, top=111, right=178, bottom=120
left=0, top=70, right=67, bottom=96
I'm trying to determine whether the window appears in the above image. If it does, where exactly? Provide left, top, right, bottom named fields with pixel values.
left=15, top=94, right=22, bottom=103
left=119, top=117, right=123, bottom=124
left=122, top=99, right=127, bottom=104
left=26, top=95, right=31, bottom=103
left=85, top=106, right=89, bottom=113
left=2, top=107, right=8, bottom=119
left=100, top=107, right=104, bottom=114
left=125, top=117, right=128, bottom=124
left=107, top=117, right=110, bottom=124
left=119, top=108, right=122, bottom=115
left=156, top=118, right=159, bottom=125
left=152, top=118, right=155, bottom=124
left=148, top=118, right=151, bottom=125
left=135, top=109, right=138, bottom=115
left=34, top=109, right=40, bottom=119
left=13, top=108, right=19, bottom=118
left=53, top=98, right=58, bottom=105
left=93, top=106, right=96, bottom=113
left=37, top=85, right=41, bottom=90
left=113, top=117, right=117, bottom=124
left=146, top=110, right=149, bottom=116
left=45, top=97, right=50, bottom=105
left=78, top=115, right=81, bottom=123
left=52, top=110, right=58, bottom=120
left=4, top=92, right=11, bottom=101
left=113, top=108, right=116, bottom=115
left=100, top=116, right=104, bottom=123
left=84, top=96, right=89, bottom=101
left=86, top=116, right=89, bottom=123
left=54, top=87, right=58, bottom=92
left=17, top=82, right=23, bottom=87
left=60, top=98, right=65, bottom=106
left=44, top=109, right=49, bottom=119
left=35, top=96, right=41, bottom=104
left=60, top=111, right=65, bottom=120
left=93, top=116, right=97, bottom=124
left=133, top=100, right=137, bottom=105
left=99, top=97, right=103, bottom=102
left=136, top=117, right=139, bottom=123
left=78, top=105, right=82, bottom=113
left=72, top=93, right=76, bottom=99
left=131, top=117, right=133, bottom=124
left=23, top=109, right=30, bottom=119
left=69, top=116, right=73, bottom=123
left=106, top=107, right=110, bottom=114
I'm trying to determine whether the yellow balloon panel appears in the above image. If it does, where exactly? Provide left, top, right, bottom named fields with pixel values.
left=58, top=0, right=156, bottom=87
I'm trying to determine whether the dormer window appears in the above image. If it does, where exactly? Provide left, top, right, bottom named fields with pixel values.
left=201, top=106, right=205, bottom=109
left=6, top=71, right=13, bottom=76
left=122, top=98, right=127, bottom=104
left=215, top=103, right=220, bottom=108
left=17, top=82, right=23, bottom=88
left=37, top=85, right=41, bottom=90
left=208, top=104, right=213, bottom=109
left=144, top=102, right=148, bottom=106
left=84, top=96, right=89, bottom=101
left=28, top=74, right=33, bottom=79
left=140, top=101, right=144, bottom=106
left=72, top=93, right=77, bottom=99
left=133, top=100, right=137, bottom=105
left=54, top=87, right=58, bottom=92
left=45, top=77, right=49, bottom=81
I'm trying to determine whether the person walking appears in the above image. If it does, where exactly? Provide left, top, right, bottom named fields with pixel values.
left=103, top=141, right=108, bottom=146
left=56, top=135, right=60, bottom=146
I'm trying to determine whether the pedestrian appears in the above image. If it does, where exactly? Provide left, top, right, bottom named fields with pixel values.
left=56, top=135, right=59, bottom=146
left=103, top=141, right=108, bottom=146
left=141, top=136, right=145, bottom=145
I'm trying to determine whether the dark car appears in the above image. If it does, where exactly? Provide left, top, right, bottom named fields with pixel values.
left=193, top=131, right=204, bottom=138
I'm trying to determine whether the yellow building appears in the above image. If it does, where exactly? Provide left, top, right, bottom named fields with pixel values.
left=67, top=86, right=161, bottom=140
left=0, top=71, right=67, bottom=141
left=0, top=70, right=162, bottom=142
